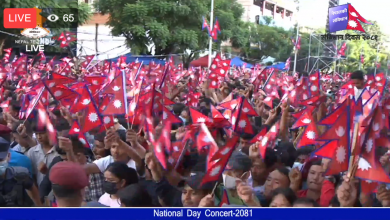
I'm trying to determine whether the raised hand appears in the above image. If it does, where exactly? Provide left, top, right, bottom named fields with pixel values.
left=236, top=179, right=260, bottom=206
left=289, top=167, right=302, bottom=192
left=337, top=176, right=357, bottom=207
left=198, top=194, right=214, bottom=207
left=126, top=129, right=138, bottom=146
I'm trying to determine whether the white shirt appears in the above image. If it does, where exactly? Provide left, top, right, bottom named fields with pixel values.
left=354, top=86, right=363, bottom=101
left=93, top=155, right=136, bottom=173
left=98, top=193, right=121, bottom=207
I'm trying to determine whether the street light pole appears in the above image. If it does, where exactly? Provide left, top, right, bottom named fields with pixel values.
left=207, top=0, right=215, bottom=69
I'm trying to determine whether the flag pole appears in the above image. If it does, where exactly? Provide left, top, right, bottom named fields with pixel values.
left=359, top=44, right=362, bottom=70
left=334, top=40, right=338, bottom=74
left=374, top=43, right=380, bottom=75
left=293, top=22, right=299, bottom=75
left=207, top=0, right=215, bottom=69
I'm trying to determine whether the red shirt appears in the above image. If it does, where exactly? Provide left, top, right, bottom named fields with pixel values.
left=297, top=179, right=335, bottom=207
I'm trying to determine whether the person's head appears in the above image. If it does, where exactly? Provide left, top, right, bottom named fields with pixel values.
left=110, top=130, right=128, bottom=162
left=239, top=133, right=253, bottom=151
left=199, top=98, right=212, bottom=110
left=180, top=107, right=190, bottom=120
left=11, top=121, right=33, bottom=148
left=55, top=118, right=71, bottom=134
left=350, top=70, right=364, bottom=89
left=69, top=136, right=89, bottom=165
left=181, top=172, right=214, bottom=207
left=224, top=151, right=252, bottom=180
left=269, top=187, right=297, bottom=207
left=103, top=162, right=138, bottom=195
left=264, top=167, right=291, bottom=199
left=172, top=103, right=186, bottom=116
left=33, top=124, right=50, bottom=146
left=118, top=183, right=153, bottom=207
left=93, top=132, right=109, bottom=158
left=293, top=197, right=320, bottom=207
left=306, top=160, right=325, bottom=192
left=8, top=100, right=21, bottom=119
left=179, top=90, right=187, bottom=101
left=222, top=86, right=232, bottom=96
left=276, top=142, right=297, bottom=168
left=50, top=162, right=89, bottom=207
left=250, top=148, right=278, bottom=184
left=0, top=124, right=12, bottom=143
left=295, top=148, right=313, bottom=164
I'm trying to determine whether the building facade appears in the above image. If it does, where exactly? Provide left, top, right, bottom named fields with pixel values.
left=237, top=0, right=296, bottom=26
left=77, top=0, right=130, bottom=59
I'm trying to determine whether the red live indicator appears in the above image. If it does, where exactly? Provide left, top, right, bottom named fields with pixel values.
left=3, top=8, right=37, bottom=29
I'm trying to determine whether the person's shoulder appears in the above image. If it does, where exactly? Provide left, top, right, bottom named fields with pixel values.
left=98, top=193, right=111, bottom=204
left=10, top=150, right=29, bottom=160
left=94, top=155, right=113, bottom=163
left=26, top=144, right=41, bottom=155
left=8, top=166, right=30, bottom=180
left=93, top=156, right=113, bottom=171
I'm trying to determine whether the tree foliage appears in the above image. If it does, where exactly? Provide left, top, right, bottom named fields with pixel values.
left=242, top=15, right=389, bottom=73
left=97, top=0, right=250, bottom=64
left=241, top=22, right=294, bottom=63
left=336, top=21, right=389, bottom=73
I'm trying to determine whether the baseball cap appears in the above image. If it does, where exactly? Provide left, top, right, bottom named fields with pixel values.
left=49, top=161, right=89, bottom=190
left=0, top=124, right=12, bottom=134
left=226, top=151, right=252, bottom=172
left=186, top=172, right=215, bottom=190
left=0, top=137, right=10, bottom=161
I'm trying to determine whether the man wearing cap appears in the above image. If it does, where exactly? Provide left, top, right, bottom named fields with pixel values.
left=49, top=161, right=89, bottom=207
left=0, top=140, right=42, bottom=207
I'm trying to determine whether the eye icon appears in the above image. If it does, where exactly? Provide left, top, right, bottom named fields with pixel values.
left=47, top=14, right=59, bottom=22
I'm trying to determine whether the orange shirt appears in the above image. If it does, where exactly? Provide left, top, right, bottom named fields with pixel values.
left=297, top=179, right=335, bottom=207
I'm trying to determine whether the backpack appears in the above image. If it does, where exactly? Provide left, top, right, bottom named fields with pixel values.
left=0, top=166, right=33, bottom=207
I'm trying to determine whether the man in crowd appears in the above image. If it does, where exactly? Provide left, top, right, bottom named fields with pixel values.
left=0, top=136, right=41, bottom=206
left=49, top=161, right=89, bottom=207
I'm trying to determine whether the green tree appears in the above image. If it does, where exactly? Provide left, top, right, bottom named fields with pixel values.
left=97, top=0, right=250, bottom=66
left=0, top=0, right=91, bottom=54
left=242, top=22, right=293, bottom=63
left=260, top=16, right=275, bottom=26
left=362, top=21, right=387, bottom=51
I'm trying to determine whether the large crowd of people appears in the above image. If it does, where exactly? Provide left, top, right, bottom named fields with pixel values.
left=0, top=53, right=389, bottom=209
